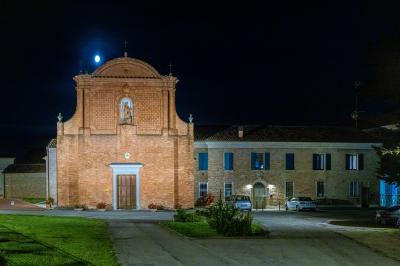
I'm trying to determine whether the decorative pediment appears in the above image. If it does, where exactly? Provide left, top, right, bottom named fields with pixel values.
left=92, top=57, right=161, bottom=78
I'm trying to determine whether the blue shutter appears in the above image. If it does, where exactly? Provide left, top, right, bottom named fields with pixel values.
left=345, top=154, right=350, bottom=170
left=224, top=153, right=233, bottom=170
left=199, top=153, right=208, bottom=170
left=251, top=153, right=257, bottom=170
left=358, top=153, right=364, bottom=170
left=312, top=154, right=318, bottom=170
left=264, top=152, right=270, bottom=170
left=286, top=153, right=295, bottom=170
left=224, top=153, right=228, bottom=170
left=326, top=154, right=331, bottom=170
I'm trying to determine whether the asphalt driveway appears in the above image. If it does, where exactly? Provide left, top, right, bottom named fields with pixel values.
left=107, top=210, right=399, bottom=266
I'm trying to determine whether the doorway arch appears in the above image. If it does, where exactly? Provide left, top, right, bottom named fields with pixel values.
left=253, top=182, right=267, bottom=209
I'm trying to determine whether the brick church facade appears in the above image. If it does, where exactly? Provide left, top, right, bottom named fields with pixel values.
left=55, top=56, right=194, bottom=209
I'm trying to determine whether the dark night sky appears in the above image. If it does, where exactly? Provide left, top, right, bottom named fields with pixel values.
left=1, top=1, right=400, bottom=159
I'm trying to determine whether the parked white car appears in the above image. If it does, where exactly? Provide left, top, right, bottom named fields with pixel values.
left=286, top=197, right=317, bottom=211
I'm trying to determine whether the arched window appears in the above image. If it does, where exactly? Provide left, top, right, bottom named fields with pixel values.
left=120, top=97, right=133, bottom=124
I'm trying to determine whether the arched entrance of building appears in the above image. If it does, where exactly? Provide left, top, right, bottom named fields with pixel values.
left=253, top=182, right=268, bottom=209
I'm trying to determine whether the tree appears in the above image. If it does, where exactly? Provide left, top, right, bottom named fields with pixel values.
left=376, top=144, right=400, bottom=185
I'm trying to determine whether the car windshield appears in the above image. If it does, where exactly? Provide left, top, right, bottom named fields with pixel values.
left=235, top=196, right=250, bottom=201
left=298, top=197, right=313, bottom=201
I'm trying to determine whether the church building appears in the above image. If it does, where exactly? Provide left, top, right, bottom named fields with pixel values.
left=54, top=55, right=194, bottom=209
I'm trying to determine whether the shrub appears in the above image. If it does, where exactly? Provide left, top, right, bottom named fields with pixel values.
left=156, top=204, right=165, bottom=210
left=175, top=209, right=203, bottom=222
left=45, top=197, right=54, bottom=205
left=195, top=193, right=215, bottom=207
left=148, top=203, right=165, bottom=210
left=148, top=203, right=157, bottom=209
left=74, top=204, right=87, bottom=210
left=96, top=202, right=107, bottom=209
left=207, top=201, right=252, bottom=236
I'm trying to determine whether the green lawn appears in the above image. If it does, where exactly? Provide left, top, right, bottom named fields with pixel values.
left=163, top=221, right=268, bottom=238
left=340, top=229, right=400, bottom=261
left=330, top=219, right=400, bottom=261
left=0, top=214, right=119, bottom=265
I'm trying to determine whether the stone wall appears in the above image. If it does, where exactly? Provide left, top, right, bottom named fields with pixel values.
left=5, top=172, right=46, bottom=198
left=194, top=142, right=380, bottom=206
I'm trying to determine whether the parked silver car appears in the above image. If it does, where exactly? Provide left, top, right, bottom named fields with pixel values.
left=226, top=195, right=252, bottom=211
left=286, top=197, right=317, bottom=211
left=376, top=206, right=400, bottom=227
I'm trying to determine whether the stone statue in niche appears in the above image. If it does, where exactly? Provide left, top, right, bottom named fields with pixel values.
left=120, top=97, right=133, bottom=124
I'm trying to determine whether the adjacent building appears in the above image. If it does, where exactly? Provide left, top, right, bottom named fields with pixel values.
left=194, top=125, right=381, bottom=208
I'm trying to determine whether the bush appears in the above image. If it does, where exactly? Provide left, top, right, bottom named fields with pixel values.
left=148, top=203, right=157, bottom=209
left=74, top=204, right=87, bottom=210
left=148, top=203, right=166, bottom=210
left=96, top=202, right=107, bottom=209
left=207, top=201, right=252, bottom=236
left=195, top=193, right=215, bottom=207
left=175, top=209, right=203, bottom=222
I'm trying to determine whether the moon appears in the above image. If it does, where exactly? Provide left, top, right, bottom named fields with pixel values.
left=94, top=55, right=101, bottom=63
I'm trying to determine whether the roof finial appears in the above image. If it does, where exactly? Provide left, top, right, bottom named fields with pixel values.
left=168, top=62, right=174, bottom=76
left=188, top=113, right=193, bottom=123
left=57, top=113, right=63, bottom=123
left=123, top=40, right=128, bottom=57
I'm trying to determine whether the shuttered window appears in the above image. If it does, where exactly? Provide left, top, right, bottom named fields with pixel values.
left=198, top=153, right=208, bottom=171
left=313, top=154, right=331, bottom=170
left=346, top=154, right=363, bottom=171
left=224, top=153, right=234, bottom=171
left=285, top=153, right=295, bottom=170
left=251, top=152, right=264, bottom=170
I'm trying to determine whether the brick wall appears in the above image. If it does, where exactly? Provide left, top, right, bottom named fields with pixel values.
left=57, top=57, right=194, bottom=209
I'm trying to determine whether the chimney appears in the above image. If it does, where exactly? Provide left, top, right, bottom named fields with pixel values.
left=238, top=126, right=244, bottom=139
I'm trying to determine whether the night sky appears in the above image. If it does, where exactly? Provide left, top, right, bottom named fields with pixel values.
left=1, top=1, right=400, bottom=160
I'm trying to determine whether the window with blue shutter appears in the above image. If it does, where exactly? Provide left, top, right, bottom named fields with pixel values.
left=198, top=153, right=208, bottom=171
left=286, top=153, right=295, bottom=170
left=313, top=154, right=331, bottom=170
left=251, top=152, right=264, bottom=170
left=264, top=152, right=270, bottom=170
left=224, top=152, right=234, bottom=171
left=346, top=154, right=358, bottom=170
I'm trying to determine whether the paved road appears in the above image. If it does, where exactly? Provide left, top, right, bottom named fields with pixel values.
left=107, top=211, right=399, bottom=266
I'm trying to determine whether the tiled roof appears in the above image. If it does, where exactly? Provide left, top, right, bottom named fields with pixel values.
left=194, top=125, right=380, bottom=143
left=47, top=138, right=56, bottom=148
left=4, top=163, right=46, bottom=173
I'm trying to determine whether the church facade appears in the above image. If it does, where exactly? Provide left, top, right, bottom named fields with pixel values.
left=55, top=56, right=194, bottom=209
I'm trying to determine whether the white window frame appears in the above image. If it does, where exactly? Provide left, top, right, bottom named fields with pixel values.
left=349, top=181, right=360, bottom=197
left=223, top=152, right=234, bottom=172
left=315, top=154, right=326, bottom=170
left=224, top=182, right=233, bottom=198
left=348, top=154, right=359, bottom=170
left=284, top=181, right=294, bottom=199
left=198, top=182, right=208, bottom=198
left=316, top=181, right=325, bottom=197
